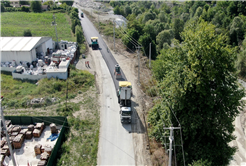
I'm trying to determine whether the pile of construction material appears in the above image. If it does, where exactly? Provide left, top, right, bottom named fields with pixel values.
left=0, top=120, right=55, bottom=166
left=34, top=123, right=59, bottom=166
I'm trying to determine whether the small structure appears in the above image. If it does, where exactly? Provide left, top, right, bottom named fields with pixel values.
left=9, top=0, right=20, bottom=7
left=46, top=59, right=70, bottom=80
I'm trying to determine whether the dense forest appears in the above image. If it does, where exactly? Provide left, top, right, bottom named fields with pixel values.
left=110, top=1, right=246, bottom=165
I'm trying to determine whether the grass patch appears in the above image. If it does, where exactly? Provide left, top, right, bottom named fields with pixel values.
left=56, top=90, right=100, bottom=166
left=1, top=12, right=75, bottom=42
left=1, top=68, right=94, bottom=109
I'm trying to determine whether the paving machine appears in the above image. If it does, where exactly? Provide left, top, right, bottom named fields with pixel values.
left=90, top=37, right=99, bottom=50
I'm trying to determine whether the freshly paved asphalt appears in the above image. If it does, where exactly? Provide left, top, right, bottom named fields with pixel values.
left=76, top=6, right=136, bottom=165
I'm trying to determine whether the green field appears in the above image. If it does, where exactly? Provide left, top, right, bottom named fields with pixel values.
left=1, top=12, right=75, bottom=42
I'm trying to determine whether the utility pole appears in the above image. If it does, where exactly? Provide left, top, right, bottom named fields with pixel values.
left=136, top=46, right=141, bottom=84
left=113, top=20, right=115, bottom=52
left=52, top=14, right=59, bottom=49
left=66, top=81, right=68, bottom=111
left=1, top=107, right=17, bottom=166
left=164, top=126, right=181, bottom=166
left=149, top=43, right=151, bottom=68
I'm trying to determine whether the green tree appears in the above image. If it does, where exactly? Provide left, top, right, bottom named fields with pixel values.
left=230, top=16, right=244, bottom=45
left=43, top=0, right=54, bottom=6
left=75, top=25, right=84, bottom=44
left=30, top=1, right=42, bottom=13
left=1, top=3, right=5, bottom=12
left=71, top=19, right=80, bottom=34
left=61, top=1, right=74, bottom=6
left=236, top=49, right=246, bottom=78
left=124, top=5, right=131, bottom=17
left=159, top=11, right=167, bottom=23
left=113, top=5, right=120, bottom=15
left=194, top=6, right=203, bottom=18
left=188, top=159, right=212, bottom=166
left=173, top=18, right=184, bottom=42
left=150, top=20, right=244, bottom=165
left=142, top=12, right=156, bottom=24
left=139, top=34, right=157, bottom=59
left=20, top=1, right=29, bottom=5
left=156, top=30, right=173, bottom=51
left=122, top=28, right=139, bottom=49
left=23, top=29, right=32, bottom=36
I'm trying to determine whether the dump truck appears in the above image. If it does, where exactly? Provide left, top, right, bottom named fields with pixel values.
left=81, top=12, right=84, bottom=18
left=118, top=81, right=132, bottom=123
left=90, top=37, right=99, bottom=50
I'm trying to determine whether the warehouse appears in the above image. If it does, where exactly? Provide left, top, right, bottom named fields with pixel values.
left=0, top=37, right=54, bottom=64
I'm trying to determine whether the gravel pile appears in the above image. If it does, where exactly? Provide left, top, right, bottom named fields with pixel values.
left=79, top=1, right=110, bottom=12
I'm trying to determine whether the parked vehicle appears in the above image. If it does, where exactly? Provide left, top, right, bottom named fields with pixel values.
left=81, top=12, right=84, bottom=18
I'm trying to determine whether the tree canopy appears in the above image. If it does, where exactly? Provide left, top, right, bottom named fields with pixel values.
left=30, top=1, right=42, bottom=13
left=149, top=19, right=244, bottom=165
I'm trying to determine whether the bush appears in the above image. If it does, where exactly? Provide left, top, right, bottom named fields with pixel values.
left=23, top=29, right=32, bottom=36
left=21, top=6, right=30, bottom=12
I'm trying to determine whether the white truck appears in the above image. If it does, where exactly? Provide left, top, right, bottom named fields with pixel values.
left=118, top=81, right=132, bottom=123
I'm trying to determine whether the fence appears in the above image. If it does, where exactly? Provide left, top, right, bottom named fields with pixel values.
left=4, top=116, right=68, bottom=166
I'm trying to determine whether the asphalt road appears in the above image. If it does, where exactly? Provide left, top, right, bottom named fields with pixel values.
left=79, top=9, right=127, bottom=91
left=76, top=7, right=136, bottom=165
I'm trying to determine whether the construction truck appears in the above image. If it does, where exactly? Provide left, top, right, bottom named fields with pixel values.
left=114, top=64, right=121, bottom=79
left=118, top=81, right=132, bottom=123
left=90, top=37, right=99, bottom=50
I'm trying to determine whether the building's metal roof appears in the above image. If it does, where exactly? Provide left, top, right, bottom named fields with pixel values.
left=0, top=37, right=51, bottom=52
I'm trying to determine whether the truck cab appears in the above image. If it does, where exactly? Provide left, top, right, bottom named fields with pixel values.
left=120, top=107, right=132, bottom=123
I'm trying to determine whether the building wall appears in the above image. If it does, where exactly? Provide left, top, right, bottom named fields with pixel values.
left=0, top=67, right=16, bottom=72
left=1, top=51, right=32, bottom=64
left=12, top=71, right=47, bottom=81
left=45, top=38, right=53, bottom=51
left=36, top=38, right=53, bottom=55
left=47, top=72, right=68, bottom=80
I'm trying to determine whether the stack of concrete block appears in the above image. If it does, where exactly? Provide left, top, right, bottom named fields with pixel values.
left=1, top=144, right=10, bottom=156
left=28, top=124, right=34, bottom=131
left=49, top=123, right=57, bottom=134
left=0, top=154, right=5, bottom=166
left=20, top=129, right=28, bottom=138
left=12, top=126, right=21, bottom=133
left=37, top=160, right=47, bottom=166
left=26, top=124, right=34, bottom=139
left=5, top=120, right=11, bottom=127
left=33, top=129, right=41, bottom=138
left=34, top=144, right=42, bottom=155
left=35, top=122, right=45, bottom=132
left=40, top=151, right=49, bottom=161
left=13, top=134, right=24, bottom=149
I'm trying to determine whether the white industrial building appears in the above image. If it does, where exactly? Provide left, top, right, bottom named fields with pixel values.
left=0, top=37, right=54, bottom=64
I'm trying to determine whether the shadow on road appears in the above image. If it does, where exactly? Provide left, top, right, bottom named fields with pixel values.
left=121, top=100, right=145, bottom=134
